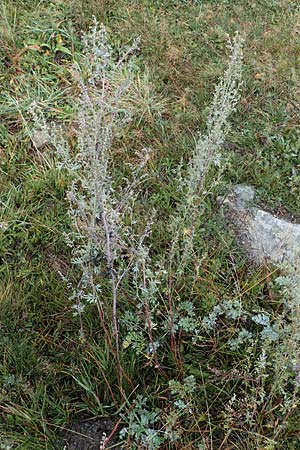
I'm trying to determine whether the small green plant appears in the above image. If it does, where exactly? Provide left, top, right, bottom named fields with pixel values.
left=120, top=376, right=197, bottom=448
left=120, top=395, right=166, bottom=450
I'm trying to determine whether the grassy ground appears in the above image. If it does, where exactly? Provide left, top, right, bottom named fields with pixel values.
left=1, top=0, right=300, bottom=449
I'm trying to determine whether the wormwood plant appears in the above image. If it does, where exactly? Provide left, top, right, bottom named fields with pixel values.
left=201, top=263, right=300, bottom=446
left=31, top=22, right=244, bottom=448
left=35, top=19, right=300, bottom=450
left=165, top=36, right=243, bottom=366
left=174, top=32, right=243, bottom=251
left=121, top=34, right=243, bottom=374
left=31, top=21, right=144, bottom=370
left=59, top=24, right=142, bottom=360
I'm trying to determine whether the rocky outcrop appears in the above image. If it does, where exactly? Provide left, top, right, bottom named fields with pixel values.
left=221, top=185, right=300, bottom=269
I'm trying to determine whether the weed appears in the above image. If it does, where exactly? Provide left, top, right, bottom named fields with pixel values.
left=2, top=1, right=300, bottom=449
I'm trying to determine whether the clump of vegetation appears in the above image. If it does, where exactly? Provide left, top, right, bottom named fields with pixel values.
left=1, top=1, right=300, bottom=449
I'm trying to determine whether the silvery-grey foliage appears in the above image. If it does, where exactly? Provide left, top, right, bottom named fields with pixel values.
left=31, top=20, right=143, bottom=357
left=186, top=33, right=243, bottom=199
left=62, top=22, right=141, bottom=351
left=171, top=33, right=243, bottom=271
left=222, top=184, right=300, bottom=385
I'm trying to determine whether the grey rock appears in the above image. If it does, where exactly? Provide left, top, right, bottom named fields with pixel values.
left=222, top=185, right=300, bottom=269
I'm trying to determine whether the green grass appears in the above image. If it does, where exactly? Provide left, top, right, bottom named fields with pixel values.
left=1, top=0, right=300, bottom=449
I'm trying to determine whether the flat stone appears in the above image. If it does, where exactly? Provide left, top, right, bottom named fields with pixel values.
left=222, top=185, right=300, bottom=269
